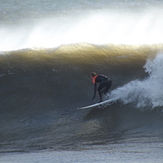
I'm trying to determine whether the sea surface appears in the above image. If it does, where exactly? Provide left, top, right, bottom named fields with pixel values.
left=1, top=0, right=163, bottom=162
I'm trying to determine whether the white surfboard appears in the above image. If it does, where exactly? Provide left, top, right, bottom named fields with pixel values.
left=77, top=98, right=117, bottom=110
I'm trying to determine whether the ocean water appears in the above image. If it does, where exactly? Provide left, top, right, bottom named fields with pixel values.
left=1, top=0, right=163, bottom=162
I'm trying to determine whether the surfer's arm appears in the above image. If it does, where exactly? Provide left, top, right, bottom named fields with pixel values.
left=92, top=83, right=97, bottom=100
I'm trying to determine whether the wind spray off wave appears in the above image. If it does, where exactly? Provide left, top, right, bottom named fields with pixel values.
left=110, top=53, right=163, bottom=109
left=1, top=6, right=163, bottom=51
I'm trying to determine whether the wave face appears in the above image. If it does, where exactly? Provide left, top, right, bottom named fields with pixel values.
left=1, top=44, right=163, bottom=152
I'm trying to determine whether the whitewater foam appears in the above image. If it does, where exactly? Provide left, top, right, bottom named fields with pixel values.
left=110, top=53, right=163, bottom=109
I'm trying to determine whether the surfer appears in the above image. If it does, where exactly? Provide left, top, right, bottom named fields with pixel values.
left=90, top=72, right=112, bottom=102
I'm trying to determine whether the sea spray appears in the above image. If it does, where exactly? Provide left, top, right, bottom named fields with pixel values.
left=110, top=53, right=163, bottom=108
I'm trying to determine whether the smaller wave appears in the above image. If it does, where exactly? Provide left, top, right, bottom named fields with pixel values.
left=109, top=53, right=163, bottom=109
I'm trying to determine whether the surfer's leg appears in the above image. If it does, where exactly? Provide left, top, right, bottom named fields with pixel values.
left=97, top=88, right=102, bottom=102
left=98, top=83, right=106, bottom=102
left=104, top=80, right=112, bottom=94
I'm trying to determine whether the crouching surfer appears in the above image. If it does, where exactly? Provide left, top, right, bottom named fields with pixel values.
left=90, top=72, right=112, bottom=102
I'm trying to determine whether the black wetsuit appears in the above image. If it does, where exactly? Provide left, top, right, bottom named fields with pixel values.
left=92, top=75, right=112, bottom=102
